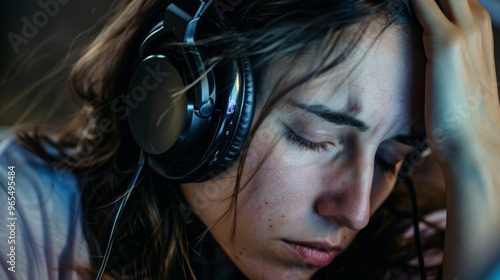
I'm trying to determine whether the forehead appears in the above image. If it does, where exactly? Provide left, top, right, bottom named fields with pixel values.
left=298, top=23, right=422, bottom=98
left=269, top=22, right=425, bottom=137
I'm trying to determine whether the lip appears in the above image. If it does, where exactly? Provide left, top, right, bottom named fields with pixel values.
left=281, top=240, right=343, bottom=267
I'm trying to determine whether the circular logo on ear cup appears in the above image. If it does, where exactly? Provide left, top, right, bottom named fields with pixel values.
left=127, top=55, right=187, bottom=154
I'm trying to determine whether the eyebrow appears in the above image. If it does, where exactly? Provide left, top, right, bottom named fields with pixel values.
left=289, top=101, right=369, bottom=132
left=289, top=101, right=421, bottom=147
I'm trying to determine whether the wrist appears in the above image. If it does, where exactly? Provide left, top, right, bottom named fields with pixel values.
left=440, top=141, right=500, bottom=280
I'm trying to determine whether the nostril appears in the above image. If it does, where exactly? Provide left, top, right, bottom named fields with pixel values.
left=315, top=195, right=339, bottom=218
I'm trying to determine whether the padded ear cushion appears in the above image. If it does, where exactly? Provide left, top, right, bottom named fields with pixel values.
left=210, top=55, right=255, bottom=176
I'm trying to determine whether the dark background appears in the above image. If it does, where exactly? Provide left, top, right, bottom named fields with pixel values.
left=0, top=1, right=499, bottom=127
left=0, top=1, right=113, bottom=127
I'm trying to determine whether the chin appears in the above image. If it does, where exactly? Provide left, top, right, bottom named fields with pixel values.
left=231, top=254, right=323, bottom=280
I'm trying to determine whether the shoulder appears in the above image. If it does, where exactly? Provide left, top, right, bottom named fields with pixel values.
left=0, top=135, right=91, bottom=280
left=0, top=135, right=81, bottom=214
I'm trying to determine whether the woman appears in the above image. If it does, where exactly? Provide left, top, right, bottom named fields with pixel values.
left=0, top=0, right=498, bottom=279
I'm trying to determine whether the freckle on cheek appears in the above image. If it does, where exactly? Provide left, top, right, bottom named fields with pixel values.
left=265, top=201, right=269, bottom=205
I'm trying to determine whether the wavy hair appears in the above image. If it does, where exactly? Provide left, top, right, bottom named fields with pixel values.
left=18, top=0, right=445, bottom=278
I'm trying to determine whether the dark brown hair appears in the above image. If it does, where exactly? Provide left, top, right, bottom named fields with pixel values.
left=17, top=0, right=445, bottom=278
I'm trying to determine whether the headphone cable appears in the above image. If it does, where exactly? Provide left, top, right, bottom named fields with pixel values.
left=96, top=150, right=146, bottom=280
left=395, top=137, right=430, bottom=280
left=194, top=0, right=214, bottom=18
left=402, top=175, right=427, bottom=280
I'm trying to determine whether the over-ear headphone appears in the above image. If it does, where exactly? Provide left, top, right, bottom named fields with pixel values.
left=126, top=0, right=254, bottom=182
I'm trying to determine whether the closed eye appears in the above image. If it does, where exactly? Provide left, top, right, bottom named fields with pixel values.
left=284, top=128, right=328, bottom=152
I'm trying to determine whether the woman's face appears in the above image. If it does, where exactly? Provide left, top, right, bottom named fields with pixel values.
left=181, top=22, right=425, bottom=279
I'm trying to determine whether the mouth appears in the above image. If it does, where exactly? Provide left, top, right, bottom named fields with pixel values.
left=281, top=240, right=343, bottom=267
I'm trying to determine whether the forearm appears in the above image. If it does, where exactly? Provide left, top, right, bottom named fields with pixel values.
left=442, top=145, right=500, bottom=279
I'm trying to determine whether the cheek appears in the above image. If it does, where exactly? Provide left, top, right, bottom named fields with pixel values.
left=232, top=133, right=326, bottom=238
left=244, top=119, right=282, bottom=170
left=237, top=148, right=308, bottom=232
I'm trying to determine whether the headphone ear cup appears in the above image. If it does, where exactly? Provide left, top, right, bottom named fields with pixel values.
left=209, top=56, right=254, bottom=175
left=126, top=54, right=189, bottom=155
left=126, top=7, right=255, bottom=182
left=139, top=52, right=255, bottom=182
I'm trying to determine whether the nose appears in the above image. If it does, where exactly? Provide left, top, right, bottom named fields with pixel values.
left=314, top=154, right=374, bottom=231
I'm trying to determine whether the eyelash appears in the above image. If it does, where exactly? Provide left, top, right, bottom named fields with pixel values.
left=285, top=128, right=399, bottom=174
left=285, top=129, right=328, bottom=152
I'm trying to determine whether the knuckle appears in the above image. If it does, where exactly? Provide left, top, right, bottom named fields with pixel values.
left=472, top=4, right=492, bottom=30
left=464, top=25, right=482, bottom=41
left=478, top=14, right=492, bottom=32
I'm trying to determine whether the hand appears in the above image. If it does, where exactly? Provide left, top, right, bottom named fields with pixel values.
left=411, top=0, right=500, bottom=164
left=410, top=1, right=500, bottom=278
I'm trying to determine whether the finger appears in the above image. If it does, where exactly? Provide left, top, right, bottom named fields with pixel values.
left=411, top=0, right=452, bottom=34
left=469, top=1, right=494, bottom=31
left=470, top=1, right=496, bottom=78
left=441, top=0, right=475, bottom=26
